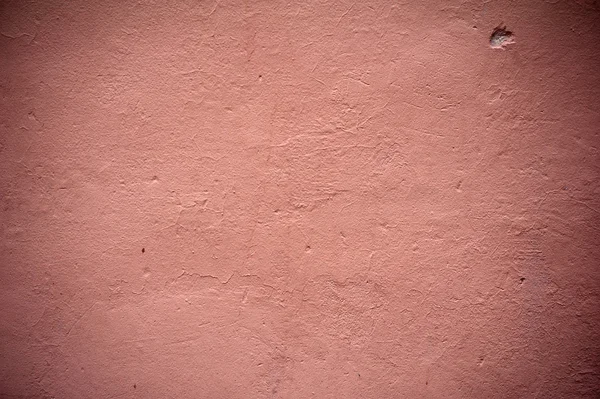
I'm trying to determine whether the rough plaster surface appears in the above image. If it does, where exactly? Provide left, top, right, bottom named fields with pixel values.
left=1, top=0, right=599, bottom=398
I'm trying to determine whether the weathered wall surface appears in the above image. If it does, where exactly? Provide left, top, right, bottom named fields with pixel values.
left=1, top=0, right=599, bottom=398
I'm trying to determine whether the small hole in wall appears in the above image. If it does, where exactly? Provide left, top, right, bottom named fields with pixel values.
left=490, top=25, right=515, bottom=49
left=133, top=384, right=136, bottom=389
left=142, top=248, right=145, bottom=253
left=519, top=277, right=525, bottom=283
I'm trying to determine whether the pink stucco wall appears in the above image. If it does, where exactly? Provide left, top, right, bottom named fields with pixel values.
left=1, top=0, right=599, bottom=398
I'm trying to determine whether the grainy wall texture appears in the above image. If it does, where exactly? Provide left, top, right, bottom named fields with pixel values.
left=1, top=0, right=599, bottom=398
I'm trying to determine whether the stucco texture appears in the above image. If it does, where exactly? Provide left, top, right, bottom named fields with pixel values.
left=1, top=0, right=599, bottom=398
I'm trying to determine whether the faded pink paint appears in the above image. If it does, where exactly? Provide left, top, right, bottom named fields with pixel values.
left=1, top=0, right=599, bottom=398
